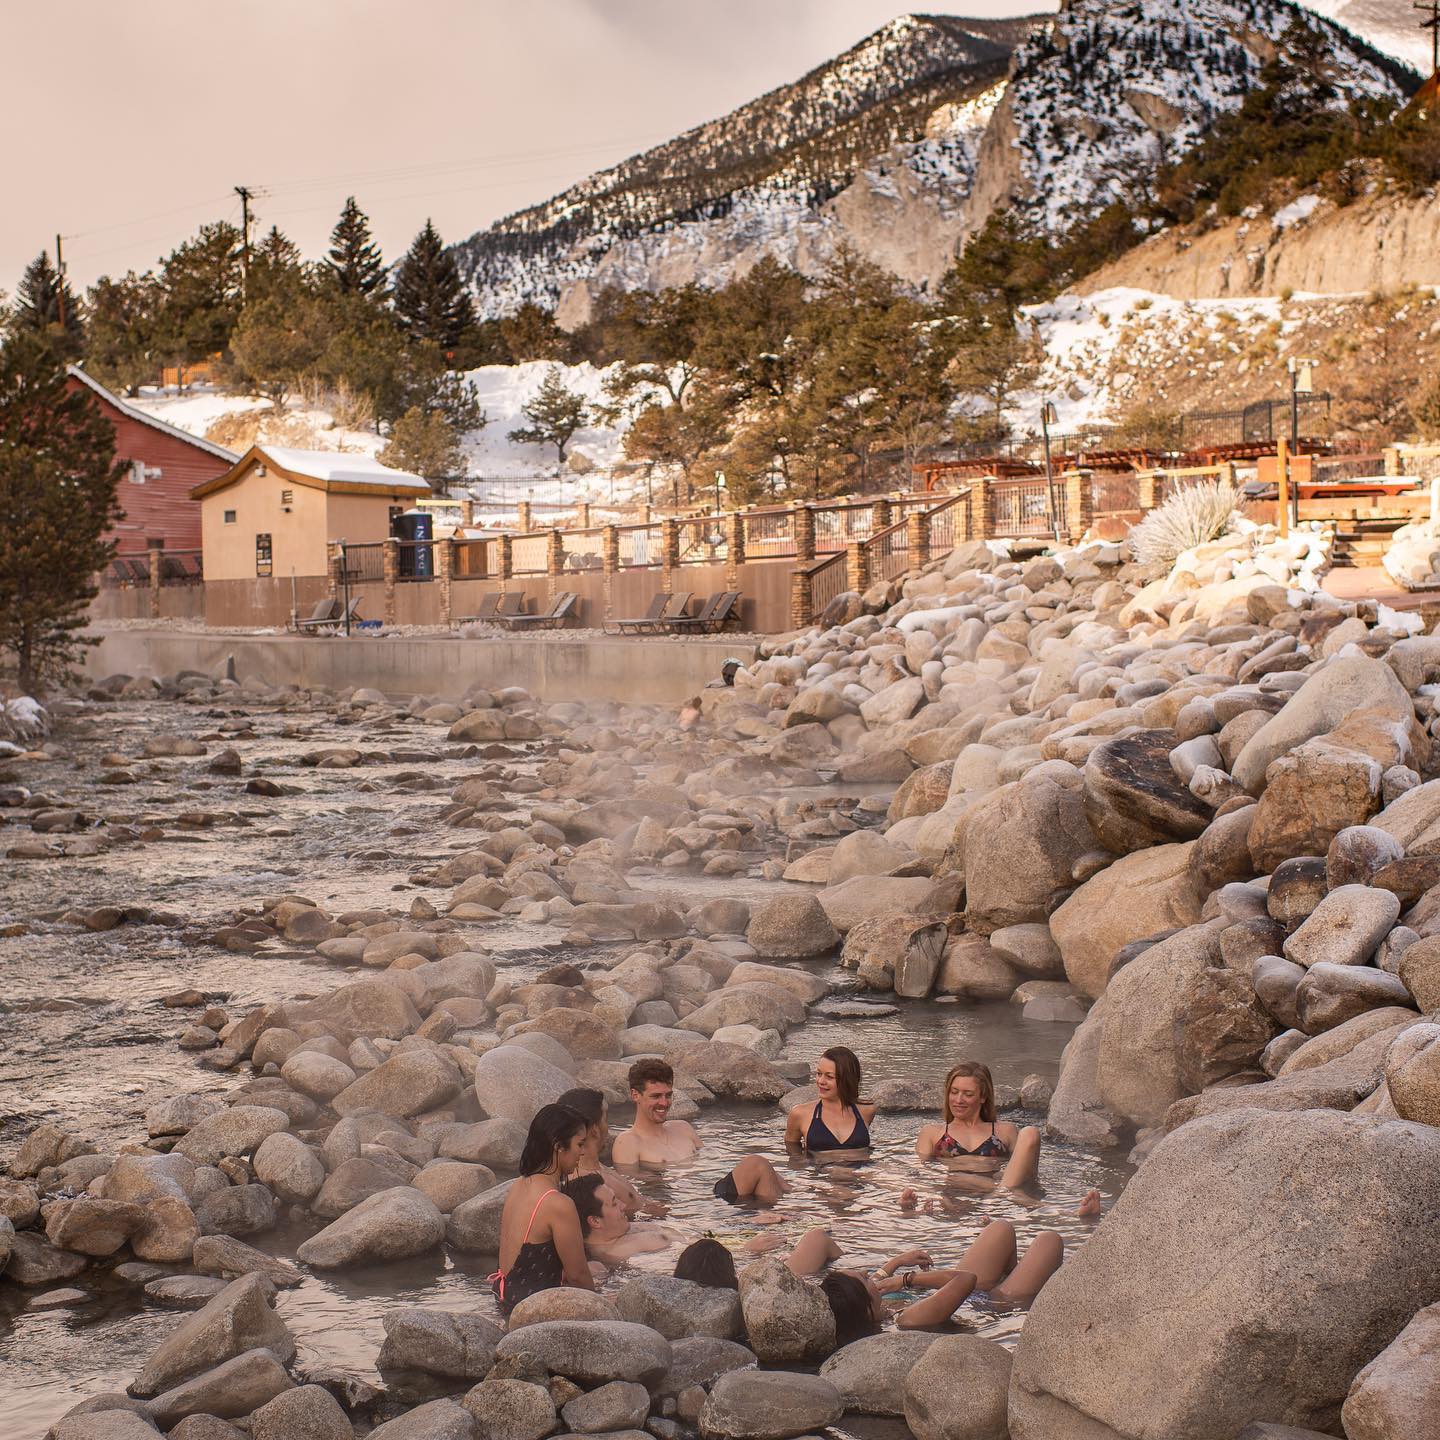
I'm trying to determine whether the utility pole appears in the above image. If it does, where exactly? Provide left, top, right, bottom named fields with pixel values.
left=234, top=185, right=253, bottom=291
left=1040, top=400, right=1062, bottom=543
left=1416, top=0, right=1439, bottom=75
left=54, top=233, right=66, bottom=329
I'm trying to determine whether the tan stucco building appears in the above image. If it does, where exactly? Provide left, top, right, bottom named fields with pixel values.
left=191, top=446, right=431, bottom=581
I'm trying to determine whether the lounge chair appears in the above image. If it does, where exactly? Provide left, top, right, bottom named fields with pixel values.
left=108, top=559, right=130, bottom=586
left=292, top=598, right=343, bottom=633
left=497, top=592, right=528, bottom=618
left=121, top=556, right=150, bottom=585
left=665, top=591, right=742, bottom=634
left=497, top=592, right=579, bottom=631
left=454, top=592, right=502, bottom=626
left=608, top=591, right=692, bottom=635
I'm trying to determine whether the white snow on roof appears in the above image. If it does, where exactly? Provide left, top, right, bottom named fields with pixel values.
left=259, top=446, right=430, bottom=491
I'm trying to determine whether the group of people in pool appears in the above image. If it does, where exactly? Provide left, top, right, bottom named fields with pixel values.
left=491, top=1048, right=1101, bottom=1346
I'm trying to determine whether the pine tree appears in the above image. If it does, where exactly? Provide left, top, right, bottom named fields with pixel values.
left=325, top=197, right=386, bottom=297
left=10, top=251, right=85, bottom=360
left=392, top=220, right=474, bottom=353
left=156, top=221, right=244, bottom=368
left=508, top=366, right=590, bottom=464
left=379, top=406, right=465, bottom=484
left=84, top=271, right=162, bottom=395
left=0, top=331, right=124, bottom=690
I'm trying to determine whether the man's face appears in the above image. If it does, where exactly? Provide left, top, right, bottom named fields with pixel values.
left=631, top=1080, right=673, bottom=1124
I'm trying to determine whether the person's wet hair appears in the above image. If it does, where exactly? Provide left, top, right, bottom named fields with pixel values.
left=822, top=1271, right=880, bottom=1347
left=628, top=1058, right=673, bottom=1092
left=563, top=1172, right=608, bottom=1231
left=674, top=1238, right=737, bottom=1290
left=518, top=1104, right=587, bottom=1176
left=943, top=1061, right=997, bottom=1124
left=822, top=1046, right=862, bottom=1109
left=556, top=1087, right=606, bottom=1129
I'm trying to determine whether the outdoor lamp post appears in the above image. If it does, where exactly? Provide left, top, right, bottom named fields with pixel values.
left=1041, top=400, right=1062, bottom=543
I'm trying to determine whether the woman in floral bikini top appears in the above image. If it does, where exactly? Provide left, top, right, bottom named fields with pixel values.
left=915, top=1061, right=1039, bottom=1190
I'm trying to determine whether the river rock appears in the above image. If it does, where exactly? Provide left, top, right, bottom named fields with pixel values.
left=132, top=1195, right=201, bottom=1263
left=1282, top=886, right=1401, bottom=969
left=1328, top=825, right=1407, bottom=890
left=445, top=1180, right=512, bottom=1254
left=191, top=1235, right=302, bottom=1287
left=45, top=1197, right=145, bottom=1257
left=614, top=1274, right=743, bottom=1340
left=1252, top=956, right=1307, bottom=1031
left=144, top=1276, right=230, bottom=1309
left=736, top=1258, right=834, bottom=1363
left=1188, top=804, right=1259, bottom=893
left=511, top=1008, right=621, bottom=1061
left=508, top=1288, right=621, bottom=1327
left=4, top=1233, right=88, bottom=1286
left=297, top=1186, right=444, bottom=1268
left=1295, top=963, right=1413, bottom=1034
left=146, top=1095, right=226, bottom=1138
left=471, top=1046, right=572, bottom=1125
left=1046, top=999, right=1125, bottom=1147
left=841, top=915, right=946, bottom=993
left=331, top=1050, right=462, bottom=1119
left=52, top=1413, right=161, bottom=1440
left=1051, top=842, right=1202, bottom=999
left=1007, top=1108, right=1440, bottom=1439
left=175, top=1107, right=290, bottom=1167
left=1083, top=729, right=1212, bottom=854
left=145, top=1350, right=295, bottom=1427
left=1342, top=1299, right=1440, bottom=1440
left=368, top=1399, right=476, bottom=1440
left=745, top=895, right=839, bottom=958
left=461, top=1379, right=555, bottom=1440
left=279, top=1051, right=355, bottom=1102
left=654, top=1336, right=756, bottom=1398
left=700, top=1370, right=843, bottom=1440
left=194, top=1184, right=275, bottom=1239
left=961, top=766, right=1098, bottom=934
left=434, top=1118, right=528, bottom=1170
left=559, top=1379, right=650, bottom=1434
left=936, top=934, right=1020, bottom=1000
left=413, top=1160, right=494, bottom=1212
left=1178, top=966, right=1280, bottom=1092
left=379, top=1310, right=504, bottom=1379
left=494, top=1320, right=672, bottom=1386
left=819, top=1332, right=939, bottom=1416
left=286, top=981, right=422, bottom=1041
left=0, top=1176, right=41, bottom=1226
left=903, top=1334, right=1011, bottom=1440
left=1246, top=739, right=1384, bottom=872
left=250, top=1134, right=324, bottom=1206
left=311, top=1158, right=406, bottom=1219
left=1231, top=656, right=1415, bottom=795
left=130, top=1273, right=294, bottom=1397
left=250, top=1384, right=353, bottom=1440
left=1383, top=1022, right=1440, bottom=1126
left=988, top=923, right=1065, bottom=979
left=1099, top=924, right=1219, bottom=1127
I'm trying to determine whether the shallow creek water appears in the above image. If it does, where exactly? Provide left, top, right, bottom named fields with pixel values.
left=0, top=697, right=1130, bottom=1436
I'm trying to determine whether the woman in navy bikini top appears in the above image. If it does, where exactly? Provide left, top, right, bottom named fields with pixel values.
left=785, top=1046, right=877, bottom=1152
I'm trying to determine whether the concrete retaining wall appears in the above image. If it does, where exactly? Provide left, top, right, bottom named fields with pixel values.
left=83, top=629, right=758, bottom=705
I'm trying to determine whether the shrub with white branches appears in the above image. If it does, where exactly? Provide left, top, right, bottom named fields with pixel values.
left=1128, top=479, right=1240, bottom=567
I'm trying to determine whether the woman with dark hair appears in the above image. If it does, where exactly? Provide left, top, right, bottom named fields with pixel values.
left=784, top=1046, right=875, bottom=1153
left=915, top=1061, right=1041, bottom=1189
left=674, top=1238, right=737, bottom=1290
left=490, top=1104, right=595, bottom=1315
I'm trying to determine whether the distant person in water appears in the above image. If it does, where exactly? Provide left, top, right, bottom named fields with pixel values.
left=785, top=1046, right=875, bottom=1154
left=490, top=1104, right=596, bottom=1315
left=612, top=1059, right=788, bottom=1203
left=915, top=1061, right=1041, bottom=1190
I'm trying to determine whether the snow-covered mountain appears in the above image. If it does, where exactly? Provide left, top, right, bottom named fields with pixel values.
left=454, top=1, right=1418, bottom=324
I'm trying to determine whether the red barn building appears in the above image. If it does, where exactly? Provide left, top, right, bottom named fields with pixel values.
left=66, top=367, right=238, bottom=555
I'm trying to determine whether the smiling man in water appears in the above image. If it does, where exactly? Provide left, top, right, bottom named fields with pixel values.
left=611, top=1059, right=700, bottom=1167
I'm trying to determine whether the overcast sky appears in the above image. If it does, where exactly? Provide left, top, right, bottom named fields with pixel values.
left=3, top=0, right=1053, bottom=295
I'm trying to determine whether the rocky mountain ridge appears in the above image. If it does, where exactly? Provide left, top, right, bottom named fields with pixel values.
left=453, top=0, right=1418, bottom=324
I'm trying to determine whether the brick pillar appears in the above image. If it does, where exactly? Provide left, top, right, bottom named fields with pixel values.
left=577, top=501, right=592, bottom=528
left=497, top=534, right=513, bottom=583
left=517, top=501, right=532, bottom=533
left=872, top=497, right=893, bottom=532
left=327, top=543, right=343, bottom=600
left=437, top=537, right=454, bottom=627
left=907, top=511, right=931, bottom=572
left=795, top=504, right=816, bottom=562
left=661, top=518, right=680, bottom=595
left=602, top=524, right=620, bottom=621
left=790, top=566, right=814, bottom=630
left=973, top=478, right=992, bottom=539
left=382, top=538, right=399, bottom=625
left=638, top=503, right=651, bottom=525
left=546, top=529, right=565, bottom=603
left=148, top=543, right=162, bottom=619
left=460, top=499, right=474, bottom=526
left=1064, top=471, right=1092, bottom=544
left=846, top=540, right=870, bottom=594
left=1384, top=447, right=1402, bottom=477
left=1137, top=472, right=1158, bottom=512
left=725, top=510, right=745, bottom=592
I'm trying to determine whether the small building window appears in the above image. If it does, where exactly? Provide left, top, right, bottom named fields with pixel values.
left=147, top=538, right=165, bottom=551
left=256, top=533, right=273, bottom=578
left=130, top=459, right=146, bottom=485
left=223, top=510, right=237, bottom=524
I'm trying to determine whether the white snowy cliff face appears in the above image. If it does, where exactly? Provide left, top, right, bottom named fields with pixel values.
left=455, top=0, right=1415, bottom=321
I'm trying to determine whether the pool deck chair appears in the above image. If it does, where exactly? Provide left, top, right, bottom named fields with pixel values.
left=666, top=591, right=742, bottom=634
left=608, top=591, right=692, bottom=635
left=454, top=592, right=502, bottom=626
left=293, top=598, right=344, bottom=633
left=497, top=591, right=528, bottom=618
left=497, top=592, right=578, bottom=631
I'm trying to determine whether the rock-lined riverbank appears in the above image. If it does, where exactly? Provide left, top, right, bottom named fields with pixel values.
left=6, top=515, right=1440, bottom=1439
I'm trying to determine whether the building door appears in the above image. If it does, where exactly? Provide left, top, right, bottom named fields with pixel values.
left=256, top=533, right=273, bottom=577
